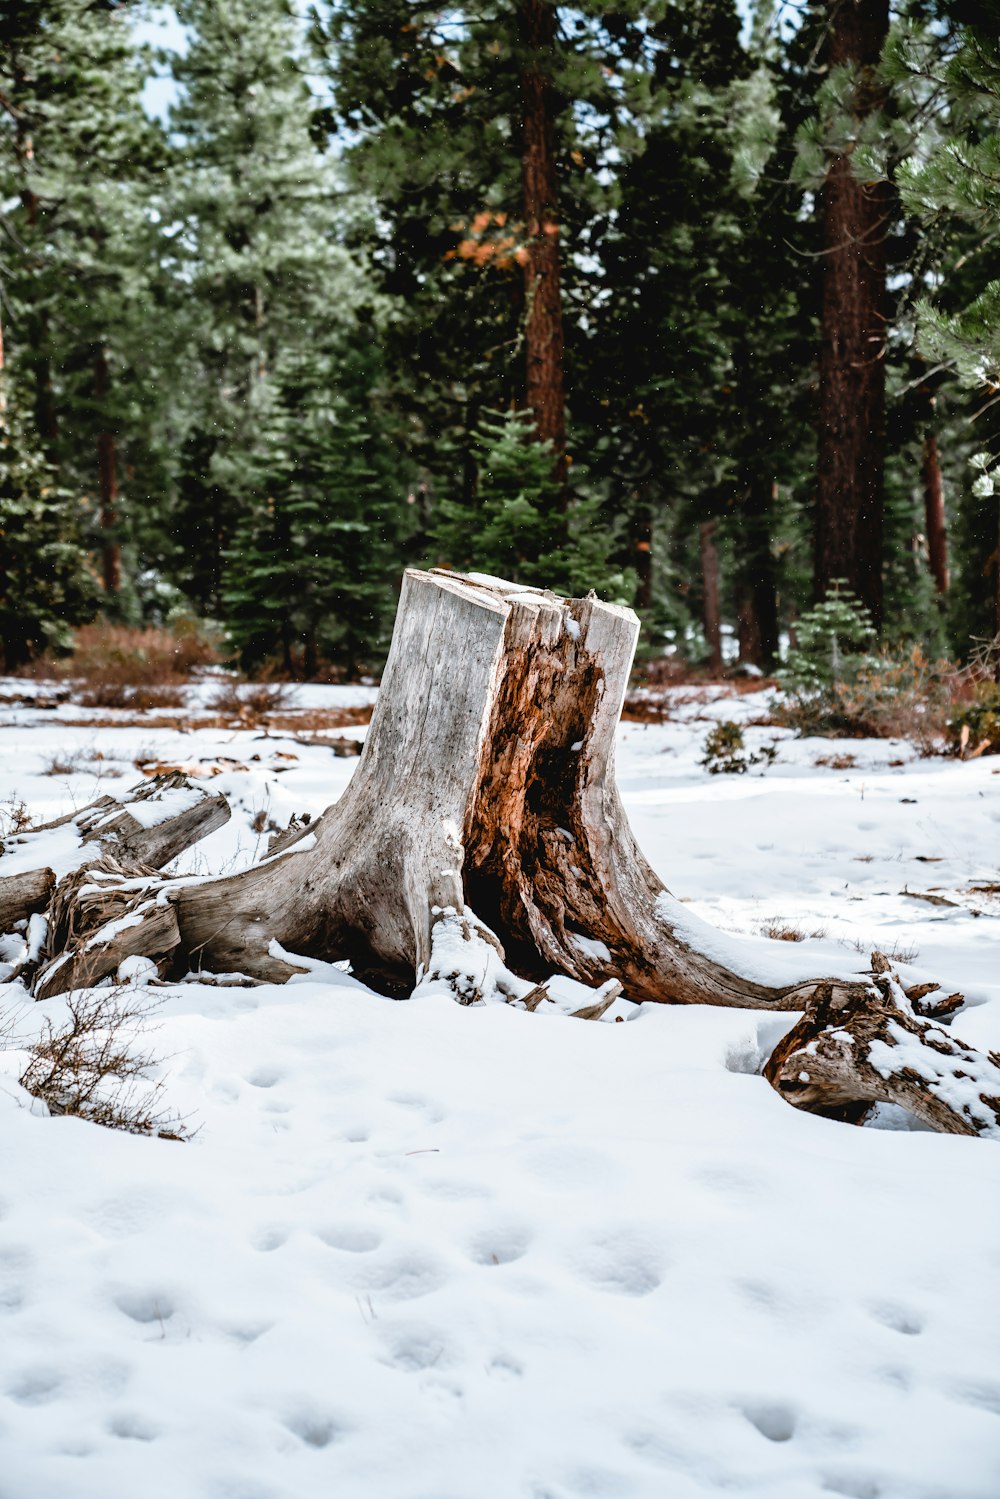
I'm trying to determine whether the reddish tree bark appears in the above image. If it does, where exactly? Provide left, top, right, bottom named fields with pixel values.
left=700, top=520, right=723, bottom=673
left=922, top=431, right=949, bottom=594
left=814, top=0, right=890, bottom=627
left=518, top=0, right=565, bottom=470
left=94, top=346, right=121, bottom=596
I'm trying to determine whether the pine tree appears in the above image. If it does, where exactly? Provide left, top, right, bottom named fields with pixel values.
left=223, top=344, right=410, bottom=676
left=430, top=408, right=626, bottom=596
left=166, top=0, right=379, bottom=616
left=0, top=372, right=97, bottom=669
left=0, top=0, right=167, bottom=609
left=311, top=0, right=656, bottom=599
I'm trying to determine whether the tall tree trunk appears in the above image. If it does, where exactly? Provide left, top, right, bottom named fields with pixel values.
left=631, top=488, right=653, bottom=612
left=814, top=0, right=890, bottom=628
left=700, top=520, right=723, bottom=673
left=922, top=430, right=949, bottom=594
left=518, top=0, right=566, bottom=473
left=735, top=474, right=779, bottom=669
left=94, top=346, right=121, bottom=597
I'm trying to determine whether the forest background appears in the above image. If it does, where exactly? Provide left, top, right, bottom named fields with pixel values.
left=1, top=0, right=999, bottom=682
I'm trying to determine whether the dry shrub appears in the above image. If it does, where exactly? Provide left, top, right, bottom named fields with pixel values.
left=774, top=645, right=955, bottom=748
left=78, top=682, right=188, bottom=711
left=207, top=679, right=296, bottom=722
left=814, top=752, right=858, bottom=770
left=12, top=988, right=188, bottom=1139
left=29, top=622, right=218, bottom=697
left=758, top=918, right=828, bottom=942
left=0, top=796, right=33, bottom=836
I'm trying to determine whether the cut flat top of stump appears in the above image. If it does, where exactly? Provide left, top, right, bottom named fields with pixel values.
left=423, top=568, right=639, bottom=627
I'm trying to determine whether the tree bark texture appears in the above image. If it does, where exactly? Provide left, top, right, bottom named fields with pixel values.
left=518, top=0, right=566, bottom=467
left=735, top=474, right=780, bottom=669
left=700, top=521, right=723, bottom=673
left=766, top=953, right=999, bottom=1138
left=814, top=0, right=890, bottom=628
left=94, top=345, right=121, bottom=596
left=922, top=431, right=949, bottom=594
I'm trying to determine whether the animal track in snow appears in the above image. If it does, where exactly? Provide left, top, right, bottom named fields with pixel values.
left=379, top=1324, right=450, bottom=1372
left=347, top=1248, right=449, bottom=1302
left=574, top=1229, right=665, bottom=1297
left=108, top=1412, right=159, bottom=1442
left=6, top=1368, right=62, bottom=1405
left=114, top=1289, right=175, bottom=1326
left=251, top=1225, right=288, bottom=1252
left=868, top=1300, right=924, bottom=1336
left=247, top=1066, right=282, bottom=1089
left=467, top=1222, right=532, bottom=1266
left=739, top=1400, right=797, bottom=1442
left=282, top=1407, right=343, bottom=1449
left=315, top=1223, right=381, bottom=1252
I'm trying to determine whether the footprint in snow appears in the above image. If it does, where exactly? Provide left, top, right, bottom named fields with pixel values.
left=315, top=1223, right=381, bottom=1252
left=467, top=1222, right=532, bottom=1266
left=868, top=1300, right=924, bottom=1336
left=114, top=1289, right=176, bottom=1326
left=739, top=1399, right=797, bottom=1442
left=6, top=1368, right=62, bottom=1406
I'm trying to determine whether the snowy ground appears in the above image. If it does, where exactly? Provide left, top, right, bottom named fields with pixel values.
left=1, top=682, right=998, bottom=1499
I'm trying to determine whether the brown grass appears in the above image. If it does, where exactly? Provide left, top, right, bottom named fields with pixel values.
left=758, top=918, right=828, bottom=943
left=6, top=988, right=189, bottom=1139
left=206, top=679, right=296, bottom=721
left=19, top=622, right=218, bottom=695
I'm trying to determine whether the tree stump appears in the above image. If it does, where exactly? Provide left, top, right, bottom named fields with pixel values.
left=163, top=570, right=871, bottom=1006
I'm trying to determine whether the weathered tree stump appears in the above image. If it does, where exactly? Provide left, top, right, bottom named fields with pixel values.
left=165, top=571, right=875, bottom=1008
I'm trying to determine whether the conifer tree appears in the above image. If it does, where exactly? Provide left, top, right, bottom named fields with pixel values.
left=0, top=0, right=166, bottom=608
left=167, top=0, right=378, bottom=617
left=0, top=368, right=97, bottom=669
left=223, top=342, right=410, bottom=676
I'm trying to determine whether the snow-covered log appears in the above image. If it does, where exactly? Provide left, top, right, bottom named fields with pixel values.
left=0, top=867, right=55, bottom=931
left=0, top=774, right=229, bottom=998
left=9, top=772, right=231, bottom=871
left=765, top=953, right=1000, bottom=1138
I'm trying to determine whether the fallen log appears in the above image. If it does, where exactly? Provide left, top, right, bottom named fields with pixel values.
left=765, top=953, right=1000, bottom=1138
left=0, top=867, right=55, bottom=932
left=0, top=774, right=229, bottom=998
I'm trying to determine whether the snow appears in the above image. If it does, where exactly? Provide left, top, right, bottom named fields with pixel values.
left=0, top=682, right=999, bottom=1497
